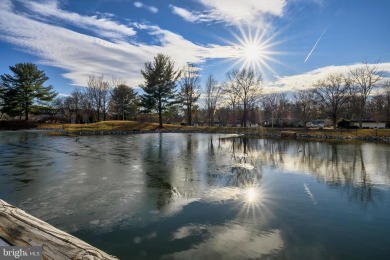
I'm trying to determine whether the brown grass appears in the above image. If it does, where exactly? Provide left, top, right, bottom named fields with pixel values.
left=39, top=121, right=194, bottom=132
left=37, top=121, right=390, bottom=137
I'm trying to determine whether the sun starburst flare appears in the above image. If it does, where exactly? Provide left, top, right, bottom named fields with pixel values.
left=245, top=187, right=259, bottom=203
left=235, top=183, right=275, bottom=227
left=219, top=24, right=285, bottom=80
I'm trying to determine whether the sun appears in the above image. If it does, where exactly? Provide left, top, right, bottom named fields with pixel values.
left=243, top=43, right=262, bottom=61
left=227, top=24, right=282, bottom=76
left=241, top=41, right=268, bottom=67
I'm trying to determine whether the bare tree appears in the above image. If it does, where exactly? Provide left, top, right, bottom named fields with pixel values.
left=314, top=74, right=350, bottom=128
left=85, top=75, right=110, bottom=122
left=221, top=79, right=240, bottom=126
left=53, top=97, right=73, bottom=123
left=70, top=89, right=83, bottom=123
left=262, top=93, right=277, bottom=128
left=52, top=89, right=86, bottom=123
left=204, top=74, right=222, bottom=126
left=79, top=92, right=94, bottom=123
left=274, top=93, right=289, bottom=126
left=366, top=95, right=385, bottom=124
left=349, top=62, right=383, bottom=128
left=262, top=93, right=288, bottom=127
left=294, top=89, right=316, bottom=129
left=225, top=69, right=263, bottom=127
left=178, top=64, right=201, bottom=125
left=383, top=81, right=390, bottom=127
left=367, top=81, right=390, bottom=127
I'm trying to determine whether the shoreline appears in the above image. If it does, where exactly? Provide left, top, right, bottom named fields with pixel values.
left=29, top=127, right=390, bottom=144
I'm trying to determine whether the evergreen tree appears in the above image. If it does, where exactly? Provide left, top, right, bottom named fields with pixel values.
left=140, top=54, right=181, bottom=128
left=109, top=84, right=138, bottom=120
left=0, top=62, right=57, bottom=120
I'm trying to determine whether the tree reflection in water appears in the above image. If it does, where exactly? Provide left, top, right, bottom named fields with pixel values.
left=217, top=137, right=273, bottom=223
left=221, top=137, right=388, bottom=208
left=2, top=132, right=389, bottom=259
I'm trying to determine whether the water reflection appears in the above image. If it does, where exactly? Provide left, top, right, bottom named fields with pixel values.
left=227, top=138, right=389, bottom=207
left=1, top=132, right=389, bottom=259
left=244, top=187, right=257, bottom=203
left=165, top=223, right=283, bottom=259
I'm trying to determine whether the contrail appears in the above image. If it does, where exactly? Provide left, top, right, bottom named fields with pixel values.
left=303, top=183, right=317, bottom=206
left=304, top=27, right=328, bottom=63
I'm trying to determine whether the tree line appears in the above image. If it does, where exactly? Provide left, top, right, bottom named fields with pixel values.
left=1, top=57, right=389, bottom=128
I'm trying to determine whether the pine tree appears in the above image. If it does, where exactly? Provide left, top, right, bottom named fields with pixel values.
left=0, top=63, right=57, bottom=120
left=140, top=54, right=181, bottom=128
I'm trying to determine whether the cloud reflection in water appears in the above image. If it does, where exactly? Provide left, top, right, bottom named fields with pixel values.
left=166, top=224, right=283, bottom=260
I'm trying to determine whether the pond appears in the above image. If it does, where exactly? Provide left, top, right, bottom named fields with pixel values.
left=0, top=131, right=390, bottom=259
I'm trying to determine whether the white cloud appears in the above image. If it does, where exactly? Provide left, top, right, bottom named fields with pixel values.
left=133, top=1, right=158, bottom=14
left=170, top=5, right=210, bottom=23
left=171, top=0, right=286, bottom=25
left=0, top=0, right=236, bottom=88
left=170, top=6, right=196, bottom=22
left=264, top=63, right=390, bottom=94
left=25, top=0, right=136, bottom=40
left=147, top=6, right=158, bottom=14
left=133, top=1, right=143, bottom=8
left=0, top=0, right=12, bottom=10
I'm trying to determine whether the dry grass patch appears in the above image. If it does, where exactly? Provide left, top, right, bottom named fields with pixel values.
left=37, top=122, right=390, bottom=137
left=39, top=121, right=193, bottom=132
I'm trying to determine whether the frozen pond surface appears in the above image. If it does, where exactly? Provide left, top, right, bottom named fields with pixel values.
left=1, top=131, right=390, bottom=259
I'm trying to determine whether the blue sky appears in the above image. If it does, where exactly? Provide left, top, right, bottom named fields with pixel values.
left=1, top=0, right=389, bottom=96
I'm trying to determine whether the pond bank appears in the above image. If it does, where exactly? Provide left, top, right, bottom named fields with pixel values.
left=38, top=127, right=390, bottom=144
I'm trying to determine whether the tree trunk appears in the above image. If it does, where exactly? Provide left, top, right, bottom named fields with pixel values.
left=208, top=107, right=213, bottom=126
left=158, top=97, right=163, bottom=128
left=242, top=104, right=247, bottom=127
left=25, top=101, right=29, bottom=121
left=187, top=104, right=192, bottom=126
left=0, top=199, right=117, bottom=259
left=358, top=108, right=363, bottom=128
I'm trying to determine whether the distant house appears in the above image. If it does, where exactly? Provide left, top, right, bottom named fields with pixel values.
left=349, top=120, right=386, bottom=129
left=306, top=119, right=332, bottom=128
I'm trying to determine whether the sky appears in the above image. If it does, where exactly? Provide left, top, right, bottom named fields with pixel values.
left=1, top=0, right=390, bottom=96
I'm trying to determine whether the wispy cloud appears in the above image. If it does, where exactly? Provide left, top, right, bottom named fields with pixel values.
left=0, top=0, right=236, bottom=88
left=25, top=0, right=136, bottom=40
left=133, top=1, right=158, bottom=14
left=171, top=0, right=286, bottom=25
left=265, top=63, right=390, bottom=93
left=170, top=5, right=211, bottom=23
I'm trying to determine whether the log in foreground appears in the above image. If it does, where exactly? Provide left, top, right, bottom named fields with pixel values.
left=0, top=199, right=117, bottom=260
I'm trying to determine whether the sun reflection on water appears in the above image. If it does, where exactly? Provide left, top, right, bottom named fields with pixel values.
left=245, top=187, right=258, bottom=203
left=237, top=184, right=274, bottom=226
